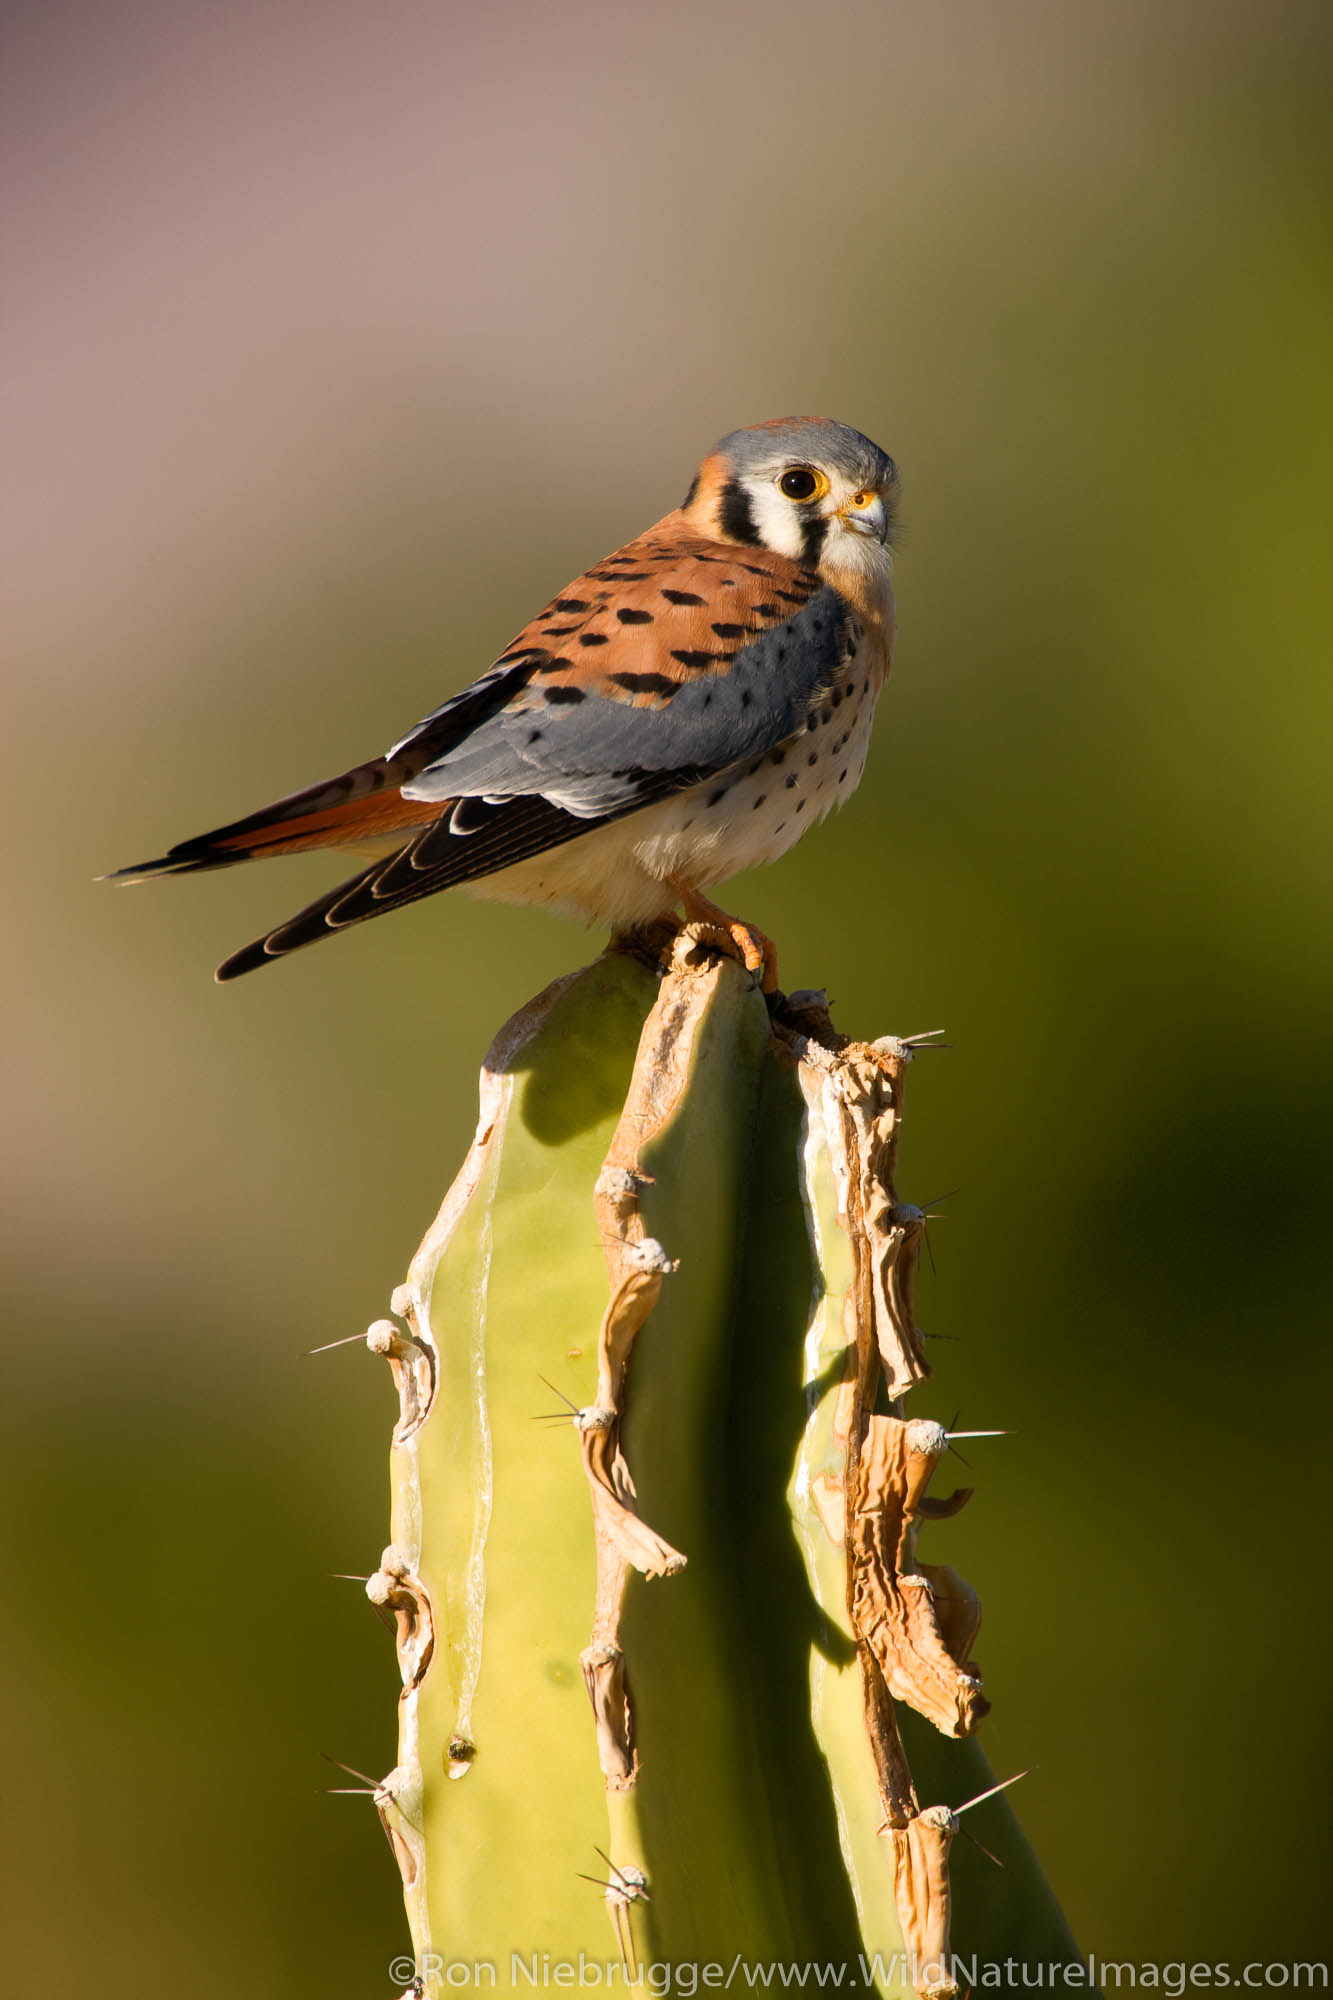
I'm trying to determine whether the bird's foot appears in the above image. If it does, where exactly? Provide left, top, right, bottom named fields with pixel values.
left=675, top=887, right=779, bottom=995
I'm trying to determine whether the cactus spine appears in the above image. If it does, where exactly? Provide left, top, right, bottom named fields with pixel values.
left=353, top=932, right=1079, bottom=1995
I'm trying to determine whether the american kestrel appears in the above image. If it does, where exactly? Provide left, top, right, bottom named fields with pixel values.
left=112, top=417, right=898, bottom=991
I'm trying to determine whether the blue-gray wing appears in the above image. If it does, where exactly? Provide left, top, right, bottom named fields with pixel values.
left=398, top=583, right=857, bottom=818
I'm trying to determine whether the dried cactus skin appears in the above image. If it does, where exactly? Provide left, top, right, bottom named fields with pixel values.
left=776, top=1034, right=1079, bottom=1975
left=374, top=941, right=1080, bottom=1995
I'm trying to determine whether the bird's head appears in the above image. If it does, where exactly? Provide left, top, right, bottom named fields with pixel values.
left=682, top=417, right=898, bottom=585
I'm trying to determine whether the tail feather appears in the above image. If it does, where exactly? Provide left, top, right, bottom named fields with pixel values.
left=109, top=658, right=546, bottom=885
left=106, top=771, right=444, bottom=884
left=107, top=656, right=616, bottom=978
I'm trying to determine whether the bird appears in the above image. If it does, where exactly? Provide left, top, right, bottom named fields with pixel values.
left=109, top=417, right=899, bottom=992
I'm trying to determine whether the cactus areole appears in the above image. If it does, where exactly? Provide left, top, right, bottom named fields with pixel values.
left=349, top=933, right=1078, bottom=1997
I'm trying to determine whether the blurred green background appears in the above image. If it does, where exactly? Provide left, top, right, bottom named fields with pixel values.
left=4, top=0, right=1331, bottom=1989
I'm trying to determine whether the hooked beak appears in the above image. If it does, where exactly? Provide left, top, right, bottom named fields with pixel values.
left=837, top=492, right=889, bottom=544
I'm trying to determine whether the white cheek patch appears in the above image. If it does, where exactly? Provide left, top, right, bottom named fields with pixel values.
left=823, top=516, right=890, bottom=592
left=746, top=480, right=808, bottom=559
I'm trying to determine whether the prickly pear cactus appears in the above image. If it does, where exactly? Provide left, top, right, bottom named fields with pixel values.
left=349, top=932, right=1080, bottom=1997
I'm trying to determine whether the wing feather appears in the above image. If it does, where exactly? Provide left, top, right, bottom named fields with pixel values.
left=213, top=794, right=631, bottom=981
left=398, top=523, right=850, bottom=819
left=153, top=514, right=864, bottom=979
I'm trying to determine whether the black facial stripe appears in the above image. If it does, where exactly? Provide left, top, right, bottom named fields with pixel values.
left=718, top=478, right=761, bottom=546
left=799, top=514, right=828, bottom=567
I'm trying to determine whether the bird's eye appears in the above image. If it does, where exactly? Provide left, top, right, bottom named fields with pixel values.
left=779, top=466, right=824, bottom=502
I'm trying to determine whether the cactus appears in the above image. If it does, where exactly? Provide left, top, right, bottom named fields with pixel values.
left=350, top=930, right=1081, bottom=1996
